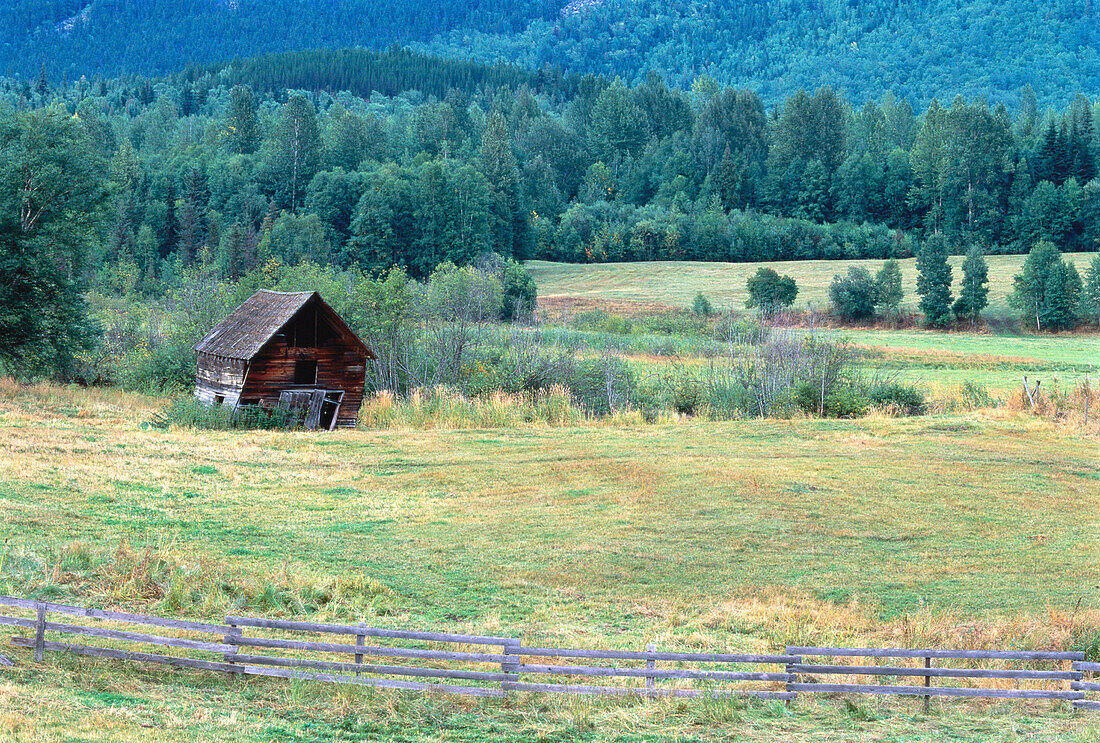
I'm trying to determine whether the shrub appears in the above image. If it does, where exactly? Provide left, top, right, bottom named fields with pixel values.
left=568, top=355, right=635, bottom=415
left=829, top=267, right=879, bottom=321
left=667, top=373, right=703, bottom=415
left=500, top=258, right=538, bottom=321
left=119, top=338, right=196, bottom=393
left=692, top=292, right=714, bottom=317
left=823, top=380, right=870, bottom=417
left=746, top=268, right=798, bottom=312
left=867, top=379, right=926, bottom=414
left=960, top=380, right=996, bottom=410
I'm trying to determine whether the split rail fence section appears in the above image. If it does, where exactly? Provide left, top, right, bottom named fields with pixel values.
left=1, top=597, right=1096, bottom=711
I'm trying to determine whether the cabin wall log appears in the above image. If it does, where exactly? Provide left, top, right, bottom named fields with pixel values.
left=240, top=337, right=365, bottom=428
left=194, top=354, right=248, bottom=406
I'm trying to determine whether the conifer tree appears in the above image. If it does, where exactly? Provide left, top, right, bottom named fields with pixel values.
left=953, top=246, right=989, bottom=324
left=875, top=258, right=904, bottom=319
left=1082, top=253, right=1100, bottom=325
left=1010, top=241, right=1080, bottom=331
left=916, top=233, right=954, bottom=327
left=226, top=85, right=260, bottom=155
left=479, top=112, right=526, bottom=257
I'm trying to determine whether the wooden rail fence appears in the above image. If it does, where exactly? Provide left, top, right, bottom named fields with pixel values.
left=1, top=597, right=1095, bottom=711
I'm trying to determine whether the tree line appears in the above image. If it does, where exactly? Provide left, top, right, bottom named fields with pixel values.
left=747, top=242, right=1100, bottom=330
left=5, top=49, right=1100, bottom=376
left=5, top=53, right=1100, bottom=288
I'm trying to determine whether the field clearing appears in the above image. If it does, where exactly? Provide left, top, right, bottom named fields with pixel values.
left=584, top=326, right=1098, bottom=394
left=1, top=382, right=1099, bottom=739
left=528, top=253, right=1099, bottom=315
left=839, top=330, right=1100, bottom=393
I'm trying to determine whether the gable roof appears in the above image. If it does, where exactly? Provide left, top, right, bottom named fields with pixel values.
left=193, top=290, right=370, bottom=361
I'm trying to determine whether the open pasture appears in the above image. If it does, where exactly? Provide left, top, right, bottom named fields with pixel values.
left=1, top=382, right=1099, bottom=739
left=528, top=253, right=1099, bottom=316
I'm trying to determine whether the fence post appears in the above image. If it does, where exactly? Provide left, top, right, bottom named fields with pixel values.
left=223, top=621, right=241, bottom=677
left=785, top=654, right=796, bottom=706
left=356, top=623, right=365, bottom=676
left=33, top=603, right=46, bottom=662
left=501, top=639, right=521, bottom=696
left=645, top=644, right=656, bottom=698
left=923, top=656, right=932, bottom=712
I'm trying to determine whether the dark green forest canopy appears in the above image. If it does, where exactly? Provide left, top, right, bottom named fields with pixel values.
left=1, top=46, right=1100, bottom=317
left=4, top=0, right=1100, bottom=106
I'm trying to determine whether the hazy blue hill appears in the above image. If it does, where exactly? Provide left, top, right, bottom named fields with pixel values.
left=422, top=0, right=1100, bottom=106
left=3, top=0, right=1100, bottom=105
left=0, top=0, right=559, bottom=78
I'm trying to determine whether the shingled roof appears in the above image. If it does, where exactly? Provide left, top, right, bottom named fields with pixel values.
left=193, top=290, right=368, bottom=361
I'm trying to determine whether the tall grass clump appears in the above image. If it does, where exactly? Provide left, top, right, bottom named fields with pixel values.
left=149, top=396, right=304, bottom=430
left=1005, top=374, right=1099, bottom=428
left=2, top=540, right=394, bottom=619
left=359, top=386, right=585, bottom=429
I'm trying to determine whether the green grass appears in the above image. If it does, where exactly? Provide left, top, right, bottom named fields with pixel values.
left=2, top=383, right=1100, bottom=740
left=528, top=256, right=1100, bottom=394
left=1, top=381, right=1098, bottom=740
left=528, top=253, right=1099, bottom=315
left=838, top=329, right=1100, bottom=392
left=3, top=663, right=1095, bottom=742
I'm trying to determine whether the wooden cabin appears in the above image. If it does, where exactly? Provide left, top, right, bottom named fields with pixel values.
left=193, top=290, right=374, bottom=429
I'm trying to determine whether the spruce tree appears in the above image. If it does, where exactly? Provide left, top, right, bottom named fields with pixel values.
left=1042, top=260, right=1082, bottom=330
left=479, top=112, right=525, bottom=258
left=1010, top=241, right=1076, bottom=331
left=226, top=85, right=260, bottom=155
left=916, top=233, right=954, bottom=327
left=713, top=144, right=742, bottom=212
left=34, top=63, right=49, bottom=97
left=953, top=246, right=989, bottom=324
left=1083, top=253, right=1100, bottom=325
left=875, top=258, right=904, bottom=319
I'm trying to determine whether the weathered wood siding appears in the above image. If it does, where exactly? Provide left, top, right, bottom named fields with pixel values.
left=194, top=298, right=368, bottom=427
left=240, top=337, right=366, bottom=428
left=195, top=354, right=248, bottom=406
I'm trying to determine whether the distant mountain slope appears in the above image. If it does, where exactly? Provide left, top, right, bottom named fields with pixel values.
left=3, top=0, right=1100, bottom=105
left=0, top=0, right=559, bottom=78
left=421, top=0, right=1100, bottom=106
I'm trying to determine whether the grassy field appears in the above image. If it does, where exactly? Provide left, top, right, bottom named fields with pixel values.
left=528, top=253, right=1099, bottom=315
left=529, top=255, right=1100, bottom=395
left=839, top=329, right=1100, bottom=393
left=2, top=382, right=1099, bottom=740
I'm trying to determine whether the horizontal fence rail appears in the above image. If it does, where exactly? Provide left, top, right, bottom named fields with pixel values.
left=786, top=646, right=1090, bottom=710
left=0, top=597, right=1096, bottom=712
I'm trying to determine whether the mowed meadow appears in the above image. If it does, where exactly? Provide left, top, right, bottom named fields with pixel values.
left=530, top=254, right=1100, bottom=396
left=2, top=381, right=1099, bottom=740
left=529, top=253, right=1100, bottom=316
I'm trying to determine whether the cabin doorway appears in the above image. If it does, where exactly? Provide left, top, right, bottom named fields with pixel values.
left=278, top=389, right=344, bottom=430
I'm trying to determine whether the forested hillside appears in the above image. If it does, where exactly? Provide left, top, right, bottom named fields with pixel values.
left=4, top=48, right=1100, bottom=378
left=4, top=0, right=1100, bottom=105
left=425, top=0, right=1100, bottom=107
left=4, top=47, right=1100, bottom=282
left=0, top=0, right=558, bottom=78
